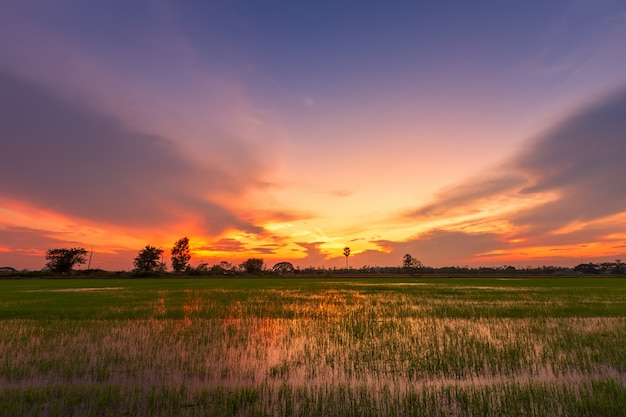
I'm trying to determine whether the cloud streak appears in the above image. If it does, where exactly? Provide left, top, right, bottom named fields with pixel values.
left=0, top=72, right=261, bottom=235
left=511, top=88, right=626, bottom=233
left=406, top=87, right=626, bottom=238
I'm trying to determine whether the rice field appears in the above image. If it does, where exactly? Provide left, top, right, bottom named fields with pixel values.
left=0, top=277, right=625, bottom=416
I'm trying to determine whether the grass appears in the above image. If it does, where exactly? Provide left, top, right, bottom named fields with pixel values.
left=0, top=277, right=625, bottom=416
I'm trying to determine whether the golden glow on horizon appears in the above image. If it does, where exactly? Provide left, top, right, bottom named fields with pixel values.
left=477, top=241, right=624, bottom=263
left=1, top=201, right=162, bottom=264
left=3, top=179, right=626, bottom=269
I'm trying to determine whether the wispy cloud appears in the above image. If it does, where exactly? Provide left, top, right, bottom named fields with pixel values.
left=0, top=226, right=91, bottom=269
left=403, top=87, right=626, bottom=256
left=196, top=239, right=245, bottom=253
left=294, top=242, right=335, bottom=267
left=0, top=226, right=78, bottom=254
left=0, top=72, right=261, bottom=235
left=407, top=173, right=526, bottom=218
left=372, top=230, right=505, bottom=266
left=330, top=188, right=357, bottom=198
left=0, top=2, right=286, bottom=240
left=510, top=88, right=626, bottom=234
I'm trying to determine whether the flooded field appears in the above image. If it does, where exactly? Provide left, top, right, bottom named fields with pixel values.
left=0, top=277, right=625, bottom=416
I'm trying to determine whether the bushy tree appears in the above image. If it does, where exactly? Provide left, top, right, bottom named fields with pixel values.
left=272, top=261, right=295, bottom=275
left=209, top=261, right=235, bottom=275
left=574, top=263, right=601, bottom=274
left=171, top=237, right=191, bottom=272
left=45, top=248, right=87, bottom=273
left=134, top=245, right=164, bottom=272
left=241, top=258, right=264, bottom=273
left=402, top=254, right=422, bottom=275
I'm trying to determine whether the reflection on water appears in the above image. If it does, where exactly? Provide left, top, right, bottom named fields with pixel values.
left=26, top=287, right=123, bottom=292
left=1, top=287, right=625, bottom=409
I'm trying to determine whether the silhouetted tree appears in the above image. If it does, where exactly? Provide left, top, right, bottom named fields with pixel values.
left=208, top=261, right=235, bottom=275
left=218, top=261, right=234, bottom=272
left=343, top=247, right=351, bottom=268
left=45, top=248, right=87, bottom=273
left=272, top=261, right=295, bottom=275
left=134, top=245, right=164, bottom=272
left=402, top=253, right=421, bottom=275
left=241, top=258, right=264, bottom=273
left=171, top=237, right=191, bottom=272
left=574, top=263, right=600, bottom=274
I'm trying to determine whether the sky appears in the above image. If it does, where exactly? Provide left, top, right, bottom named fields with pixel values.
left=2, top=0, right=626, bottom=271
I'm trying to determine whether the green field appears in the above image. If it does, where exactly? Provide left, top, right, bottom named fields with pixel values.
left=1, top=277, right=625, bottom=416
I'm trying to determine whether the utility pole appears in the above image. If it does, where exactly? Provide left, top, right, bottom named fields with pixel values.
left=87, top=247, right=94, bottom=270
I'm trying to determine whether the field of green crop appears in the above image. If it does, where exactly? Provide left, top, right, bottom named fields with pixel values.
left=1, top=277, right=625, bottom=416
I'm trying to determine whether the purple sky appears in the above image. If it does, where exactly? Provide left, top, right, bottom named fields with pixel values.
left=1, top=1, right=626, bottom=270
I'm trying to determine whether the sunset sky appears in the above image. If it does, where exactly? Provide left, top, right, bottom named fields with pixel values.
left=2, top=1, right=626, bottom=271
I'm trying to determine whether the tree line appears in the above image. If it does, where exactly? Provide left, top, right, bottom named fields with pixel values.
left=42, top=237, right=270, bottom=275
left=40, top=241, right=626, bottom=276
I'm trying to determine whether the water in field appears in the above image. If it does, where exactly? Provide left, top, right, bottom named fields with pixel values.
left=1, top=278, right=626, bottom=416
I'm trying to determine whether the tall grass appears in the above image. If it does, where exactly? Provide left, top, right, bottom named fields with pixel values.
left=0, top=277, right=625, bottom=416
